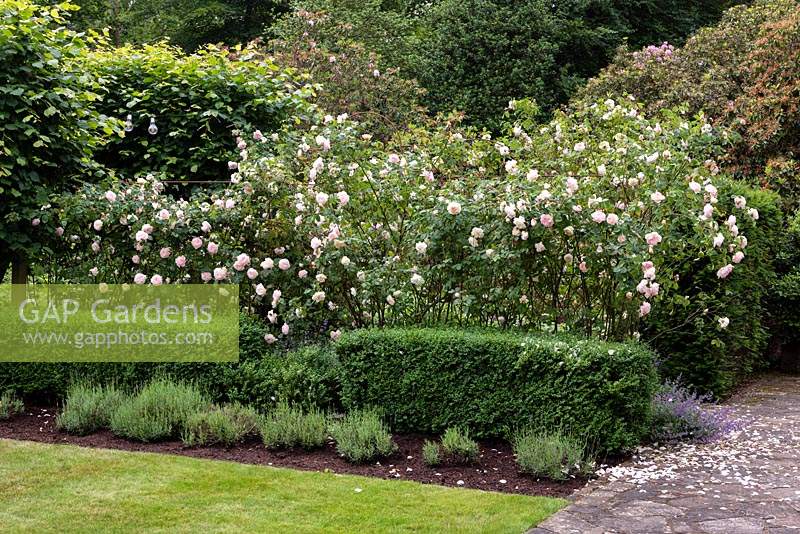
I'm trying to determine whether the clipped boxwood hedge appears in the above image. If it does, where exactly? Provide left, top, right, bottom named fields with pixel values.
left=0, top=314, right=341, bottom=411
left=335, top=328, right=658, bottom=454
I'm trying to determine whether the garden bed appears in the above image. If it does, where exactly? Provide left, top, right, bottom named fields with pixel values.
left=0, top=407, right=585, bottom=498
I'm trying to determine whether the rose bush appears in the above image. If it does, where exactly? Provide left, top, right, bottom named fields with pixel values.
left=42, top=98, right=761, bottom=354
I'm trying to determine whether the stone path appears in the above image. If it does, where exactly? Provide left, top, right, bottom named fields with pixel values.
left=531, top=374, right=800, bottom=533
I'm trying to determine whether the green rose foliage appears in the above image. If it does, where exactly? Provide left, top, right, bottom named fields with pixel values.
left=84, top=41, right=314, bottom=182
left=644, top=182, right=782, bottom=395
left=0, top=0, right=119, bottom=270
left=46, top=99, right=766, bottom=363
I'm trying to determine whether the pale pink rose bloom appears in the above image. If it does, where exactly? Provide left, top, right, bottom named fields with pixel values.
left=330, top=329, right=342, bottom=341
left=388, top=154, right=400, bottom=164
left=278, top=258, right=290, bottom=270
left=713, top=234, right=724, bottom=248
left=641, top=260, right=654, bottom=271
left=337, top=191, right=350, bottom=206
left=535, top=242, right=545, bottom=252
left=540, top=214, right=554, bottom=228
left=201, top=271, right=213, bottom=282
left=247, top=268, right=258, bottom=279
left=91, top=241, right=101, bottom=253
left=734, top=196, right=747, bottom=209
left=93, top=219, right=103, bottom=231
left=207, top=242, right=219, bottom=255
left=55, top=227, right=64, bottom=237
left=637, top=279, right=649, bottom=294
left=645, top=232, right=662, bottom=246
left=298, top=270, right=308, bottom=279
left=591, top=210, right=606, bottom=223
left=447, top=201, right=462, bottom=215
left=311, top=237, right=322, bottom=250
left=732, top=251, right=745, bottom=264
left=201, top=221, right=212, bottom=233
left=316, top=192, right=329, bottom=206
left=264, top=334, right=277, bottom=344
left=566, top=177, right=579, bottom=194
left=89, top=267, right=99, bottom=277
left=716, top=264, right=734, bottom=279
left=213, top=267, right=228, bottom=281
left=105, top=191, right=117, bottom=202
left=32, top=218, right=40, bottom=227
left=191, top=237, right=203, bottom=249
left=157, top=209, right=170, bottom=221
left=175, top=256, right=187, bottom=268
left=579, top=262, right=588, bottom=273
left=225, top=199, right=235, bottom=209
left=261, top=258, right=274, bottom=270
left=689, top=181, right=701, bottom=193
left=650, top=191, right=666, bottom=203
left=132, top=255, right=140, bottom=264
left=606, top=213, right=619, bottom=225
left=312, top=291, right=326, bottom=303
left=703, top=204, right=714, bottom=219
left=281, top=323, right=290, bottom=335
left=160, top=247, right=171, bottom=259
left=228, top=161, right=238, bottom=170
left=272, top=289, right=282, bottom=306
left=142, top=224, right=154, bottom=234
left=748, top=208, right=759, bottom=220
left=134, top=273, right=147, bottom=284
left=254, top=284, right=267, bottom=296
left=639, top=302, right=651, bottom=317
left=150, top=274, right=163, bottom=286
left=135, top=230, right=149, bottom=242
left=233, top=253, right=250, bottom=271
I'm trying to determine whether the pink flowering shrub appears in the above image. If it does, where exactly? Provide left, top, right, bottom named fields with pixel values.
left=45, top=99, right=759, bottom=344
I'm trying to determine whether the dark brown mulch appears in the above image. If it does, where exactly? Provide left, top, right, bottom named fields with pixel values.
left=0, top=407, right=586, bottom=497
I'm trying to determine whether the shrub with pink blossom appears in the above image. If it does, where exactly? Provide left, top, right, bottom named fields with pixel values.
left=44, top=98, right=762, bottom=347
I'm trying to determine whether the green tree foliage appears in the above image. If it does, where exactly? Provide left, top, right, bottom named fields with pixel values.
left=613, top=0, right=742, bottom=49
left=49, top=0, right=290, bottom=50
left=412, top=0, right=738, bottom=130
left=581, top=0, right=799, bottom=200
left=270, top=6, right=427, bottom=139
left=0, top=0, right=119, bottom=278
left=268, top=0, right=419, bottom=73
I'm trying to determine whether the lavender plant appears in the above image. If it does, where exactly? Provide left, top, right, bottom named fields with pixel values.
left=649, top=379, right=741, bottom=443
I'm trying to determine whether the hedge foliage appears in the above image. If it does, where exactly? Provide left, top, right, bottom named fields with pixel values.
left=335, top=328, right=658, bottom=453
left=86, top=42, right=313, bottom=182
left=0, top=314, right=341, bottom=410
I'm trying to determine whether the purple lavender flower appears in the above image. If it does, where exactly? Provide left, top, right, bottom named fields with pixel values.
left=650, top=379, right=743, bottom=443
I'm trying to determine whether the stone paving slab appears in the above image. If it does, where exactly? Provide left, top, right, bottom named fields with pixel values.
left=531, top=374, right=800, bottom=533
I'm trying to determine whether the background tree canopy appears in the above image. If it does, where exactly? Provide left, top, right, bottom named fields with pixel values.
left=42, top=0, right=741, bottom=130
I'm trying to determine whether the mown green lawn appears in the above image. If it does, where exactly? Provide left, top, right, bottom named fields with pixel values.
left=0, top=439, right=565, bottom=533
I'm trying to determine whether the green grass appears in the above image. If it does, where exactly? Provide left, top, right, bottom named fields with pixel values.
left=0, top=439, right=565, bottom=533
